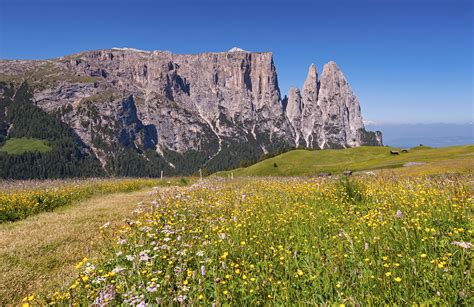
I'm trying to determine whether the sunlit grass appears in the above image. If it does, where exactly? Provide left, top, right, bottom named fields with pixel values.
left=0, top=137, right=51, bottom=155
left=0, top=189, right=157, bottom=305
left=34, top=175, right=472, bottom=305
left=0, top=178, right=189, bottom=222
left=215, top=145, right=474, bottom=177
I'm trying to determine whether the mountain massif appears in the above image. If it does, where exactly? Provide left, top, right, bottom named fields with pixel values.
left=0, top=48, right=382, bottom=178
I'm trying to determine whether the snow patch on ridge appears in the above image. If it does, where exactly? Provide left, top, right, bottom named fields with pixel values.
left=228, top=47, right=248, bottom=52
left=112, top=47, right=151, bottom=53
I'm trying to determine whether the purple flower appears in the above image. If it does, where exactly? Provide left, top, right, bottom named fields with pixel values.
left=93, top=285, right=116, bottom=306
left=174, top=295, right=187, bottom=303
left=117, top=239, right=127, bottom=245
left=113, top=266, right=125, bottom=274
left=364, top=242, right=369, bottom=251
left=201, top=265, right=206, bottom=276
left=396, top=210, right=403, bottom=218
left=139, top=251, right=150, bottom=262
left=451, top=241, right=472, bottom=249
left=146, top=285, right=159, bottom=293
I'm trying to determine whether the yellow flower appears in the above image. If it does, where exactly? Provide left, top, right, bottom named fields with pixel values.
left=385, top=272, right=392, bottom=277
left=394, top=277, right=402, bottom=282
left=198, top=294, right=204, bottom=300
left=296, top=269, right=304, bottom=276
left=183, top=279, right=189, bottom=285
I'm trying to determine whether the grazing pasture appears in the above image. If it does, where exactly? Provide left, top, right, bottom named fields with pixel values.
left=215, top=145, right=474, bottom=177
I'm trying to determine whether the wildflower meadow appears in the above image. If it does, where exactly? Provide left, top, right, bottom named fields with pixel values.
left=0, top=178, right=186, bottom=222
left=29, top=175, right=472, bottom=305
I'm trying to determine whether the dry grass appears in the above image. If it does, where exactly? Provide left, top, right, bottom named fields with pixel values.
left=0, top=188, right=157, bottom=305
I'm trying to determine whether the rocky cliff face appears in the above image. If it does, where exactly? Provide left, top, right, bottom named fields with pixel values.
left=288, top=61, right=382, bottom=149
left=0, top=48, right=382, bottom=176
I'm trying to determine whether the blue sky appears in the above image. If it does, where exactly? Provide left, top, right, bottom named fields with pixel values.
left=0, top=0, right=472, bottom=124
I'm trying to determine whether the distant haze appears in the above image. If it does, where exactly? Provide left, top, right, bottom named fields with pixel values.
left=366, top=123, right=473, bottom=148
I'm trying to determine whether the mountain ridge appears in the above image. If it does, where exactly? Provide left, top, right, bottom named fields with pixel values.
left=0, top=48, right=382, bottom=178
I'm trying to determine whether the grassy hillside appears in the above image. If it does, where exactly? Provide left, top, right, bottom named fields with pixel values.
left=215, top=145, right=474, bottom=177
left=0, top=137, right=51, bottom=155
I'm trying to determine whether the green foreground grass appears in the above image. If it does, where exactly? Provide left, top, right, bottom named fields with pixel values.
left=215, top=145, right=474, bottom=177
left=0, top=188, right=156, bottom=305
left=0, top=137, right=51, bottom=155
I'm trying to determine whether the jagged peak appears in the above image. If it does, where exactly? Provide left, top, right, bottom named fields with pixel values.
left=307, top=63, right=318, bottom=77
left=322, top=60, right=342, bottom=73
left=303, top=63, right=318, bottom=93
left=304, top=64, right=318, bottom=84
left=319, top=61, right=347, bottom=83
left=288, top=87, right=301, bottom=97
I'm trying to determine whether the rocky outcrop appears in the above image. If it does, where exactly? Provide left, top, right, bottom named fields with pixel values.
left=318, top=61, right=365, bottom=148
left=288, top=61, right=381, bottom=149
left=286, top=87, right=303, bottom=146
left=300, top=64, right=323, bottom=148
left=0, top=48, right=382, bottom=175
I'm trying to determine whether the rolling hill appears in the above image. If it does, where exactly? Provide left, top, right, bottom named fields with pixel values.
left=214, top=145, right=474, bottom=177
